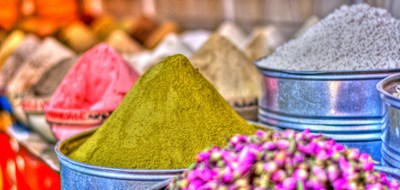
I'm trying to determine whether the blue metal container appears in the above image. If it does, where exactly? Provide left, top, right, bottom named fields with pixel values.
left=255, top=65, right=400, bottom=161
left=377, top=73, right=400, bottom=169
left=55, top=129, right=184, bottom=190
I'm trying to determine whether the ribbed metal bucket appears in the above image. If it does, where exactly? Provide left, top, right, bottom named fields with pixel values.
left=55, top=129, right=184, bottom=190
left=377, top=73, right=400, bottom=169
left=255, top=65, right=400, bottom=161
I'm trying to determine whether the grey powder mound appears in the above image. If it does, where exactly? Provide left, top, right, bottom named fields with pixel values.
left=257, top=4, right=400, bottom=71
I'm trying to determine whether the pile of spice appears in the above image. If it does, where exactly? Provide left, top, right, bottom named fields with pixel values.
left=258, top=4, right=400, bottom=71
left=68, top=54, right=256, bottom=169
left=191, top=34, right=261, bottom=116
left=180, top=30, right=211, bottom=52
left=60, top=21, right=98, bottom=53
left=46, top=43, right=139, bottom=114
left=169, top=129, right=400, bottom=189
left=244, top=26, right=285, bottom=61
left=133, top=33, right=192, bottom=74
left=0, top=35, right=41, bottom=90
left=91, top=15, right=118, bottom=40
left=105, top=29, right=142, bottom=55
left=145, top=21, right=179, bottom=49
left=217, top=21, right=246, bottom=50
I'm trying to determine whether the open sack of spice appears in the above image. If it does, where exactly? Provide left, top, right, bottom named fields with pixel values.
left=6, top=37, right=76, bottom=125
left=45, top=43, right=140, bottom=140
left=167, top=129, right=400, bottom=190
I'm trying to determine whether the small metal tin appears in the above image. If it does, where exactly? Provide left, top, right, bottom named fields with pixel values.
left=55, top=129, right=184, bottom=190
left=255, top=64, right=400, bottom=161
left=377, top=73, right=400, bottom=169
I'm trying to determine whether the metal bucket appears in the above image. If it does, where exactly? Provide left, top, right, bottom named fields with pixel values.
left=377, top=73, right=400, bottom=169
left=55, top=129, right=184, bottom=190
left=255, top=66, right=400, bottom=161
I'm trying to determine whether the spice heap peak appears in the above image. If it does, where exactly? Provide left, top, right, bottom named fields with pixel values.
left=69, top=54, right=256, bottom=169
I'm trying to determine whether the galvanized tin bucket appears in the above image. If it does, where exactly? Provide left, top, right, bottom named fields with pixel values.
left=55, top=129, right=185, bottom=190
left=255, top=65, right=400, bottom=161
left=377, top=73, right=400, bottom=169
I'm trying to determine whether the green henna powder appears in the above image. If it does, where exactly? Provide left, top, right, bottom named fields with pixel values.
left=68, top=54, right=256, bottom=169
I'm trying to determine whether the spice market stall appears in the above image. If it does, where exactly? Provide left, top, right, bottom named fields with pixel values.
left=1, top=1, right=400, bottom=190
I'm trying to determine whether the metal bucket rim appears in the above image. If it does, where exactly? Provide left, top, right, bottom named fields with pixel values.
left=254, top=62, right=400, bottom=80
left=55, top=129, right=185, bottom=176
left=377, top=73, right=400, bottom=100
left=55, top=123, right=276, bottom=179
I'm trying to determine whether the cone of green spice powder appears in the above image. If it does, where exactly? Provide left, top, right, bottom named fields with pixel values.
left=68, top=54, right=256, bottom=169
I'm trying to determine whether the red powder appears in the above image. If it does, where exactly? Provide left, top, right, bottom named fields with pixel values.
left=46, top=43, right=139, bottom=113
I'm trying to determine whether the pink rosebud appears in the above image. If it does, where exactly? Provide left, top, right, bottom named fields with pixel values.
left=263, top=161, right=278, bottom=173
left=379, top=173, right=388, bottom=184
left=222, top=169, right=233, bottom=183
left=306, top=177, right=322, bottom=189
left=189, top=179, right=204, bottom=189
left=262, top=142, right=276, bottom=151
left=274, top=151, right=287, bottom=166
left=366, top=184, right=383, bottom=190
left=282, top=177, right=296, bottom=190
left=333, top=178, right=346, bottom=189
left=295, top=132, right=306, bottom=141
left=234, top=144, right=245, bottom=152
left=359, top=153, right=371, bottom=162
left=293, top=168, right=308, bottom=180
left=344, top=181, right=358, bottom=190
left=298, top=142, right=316, bottom=155
left=347, top=149, right=360, bottom=160
left=327, top=165, right=339, bottom=182
left=293, top=151, right=305, bottom=164
left=389, top=180, right=400, bottom=189
left=313, top=166, right=327, bottom=182
left=333, top=144, right=346, bottom=153
left=342, top=170, right=357, bottom=181
left=199, top=169, right=214, bottom=181
left=301, top=129, right=311, bottom=135
left=199, top=181, right=217, bottom=189
left=237, top=163, right=252, bottom=176
left=196, top=152, right=210, bottom=162
left=273, top=132, right=282, bottom=139
left=317, top=149, right=330, bottom=160
left=339, top=157, right=351, bottom=172
left=211, top=152, right=222, bottom=161
left=276, top=139, right=290, bottom=150
left=283, top=130, right=295, bottom=139
left=364, top=172, right=376, bottom=184
left=256, top=130, right=265, bottom=137
left=238, top=147, right=256, bottom=165
left=272, top=170, right=287, bottom=183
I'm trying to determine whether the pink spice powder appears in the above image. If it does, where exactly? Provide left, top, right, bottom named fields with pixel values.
left=46, top=43, right=139, bottom=112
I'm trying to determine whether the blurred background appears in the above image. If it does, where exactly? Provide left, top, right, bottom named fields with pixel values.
left=0, top=0, right=399, bottom=40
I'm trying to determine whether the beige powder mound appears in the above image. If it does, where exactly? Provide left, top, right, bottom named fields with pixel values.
left=191, top=34, right=262, bottom=107
left=106, top=29, right=143, bottom=55
left=245, top=26, right=286, bottom=61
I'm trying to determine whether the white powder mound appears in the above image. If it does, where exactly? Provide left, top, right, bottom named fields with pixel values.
left=257, top=4, right=400, bottom=71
